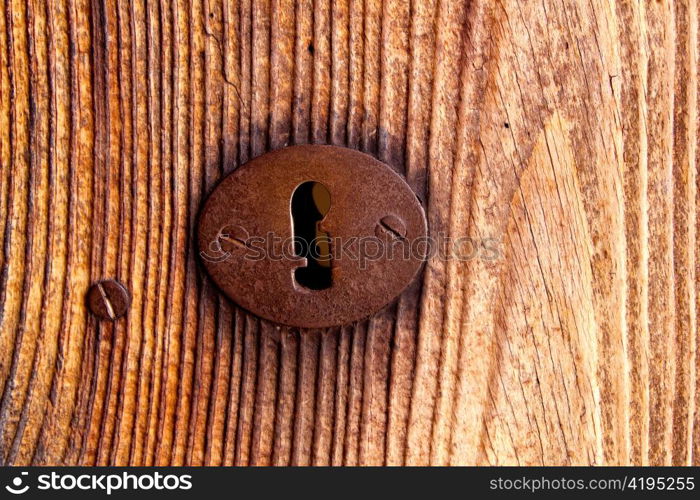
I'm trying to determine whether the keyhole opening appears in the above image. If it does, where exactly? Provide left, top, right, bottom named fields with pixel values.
left=292, top=181, right=332, bottom=290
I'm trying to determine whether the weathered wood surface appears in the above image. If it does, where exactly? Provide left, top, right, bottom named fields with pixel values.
left=0, top=0, right=698, bottom=466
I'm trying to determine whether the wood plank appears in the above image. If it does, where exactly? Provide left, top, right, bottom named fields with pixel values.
left=0, top=0, right=697, bottom=465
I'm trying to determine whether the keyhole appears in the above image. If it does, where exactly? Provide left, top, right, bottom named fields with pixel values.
left=291, top=181, right=332, bottom=290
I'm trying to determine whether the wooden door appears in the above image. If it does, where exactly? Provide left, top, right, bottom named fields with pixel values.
left=0, top=0, right=697, bottom=465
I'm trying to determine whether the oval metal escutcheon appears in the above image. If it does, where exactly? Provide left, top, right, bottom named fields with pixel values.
left=197, top=145, right=427, bottom=328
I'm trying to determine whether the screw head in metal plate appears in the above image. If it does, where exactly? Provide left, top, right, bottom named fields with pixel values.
left=87, top=279, right=130, bottom=321
left=197, top=145, right=428, bottom=328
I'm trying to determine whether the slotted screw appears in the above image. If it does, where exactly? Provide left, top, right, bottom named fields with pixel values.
left=86, top=279, right=130, bottom=321
left=219, top=225, right=251, bottom=251
left=375, top=215, right=407, bottom=240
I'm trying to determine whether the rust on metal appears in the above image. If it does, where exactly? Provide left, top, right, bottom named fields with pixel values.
left=376, top=214, right=408, bottom=241
left=197, top=145, right=427, bottom=328
left=86, top=279, right=130, bottom=321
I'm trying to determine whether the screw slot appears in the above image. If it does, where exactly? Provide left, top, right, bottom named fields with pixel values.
left=375, top=215, right=407, bottom=241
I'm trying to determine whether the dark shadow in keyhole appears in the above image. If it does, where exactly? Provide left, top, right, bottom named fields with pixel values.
left=292, top=181, right=332, bottom=290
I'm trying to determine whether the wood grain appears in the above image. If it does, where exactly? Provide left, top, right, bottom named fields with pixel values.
left=0, top=0, right=698, bottom=465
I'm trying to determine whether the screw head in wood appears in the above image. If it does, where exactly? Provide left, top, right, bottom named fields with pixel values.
left=86, top=279, right=130, bottom=321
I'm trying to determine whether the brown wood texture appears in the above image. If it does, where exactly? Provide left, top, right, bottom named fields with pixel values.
left=0, top=0, right=698, bottom=466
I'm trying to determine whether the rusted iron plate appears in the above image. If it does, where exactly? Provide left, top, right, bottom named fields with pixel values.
left=197, top=145, right=427, bottom=328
